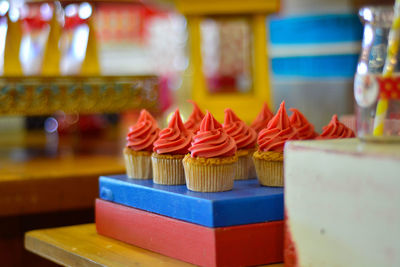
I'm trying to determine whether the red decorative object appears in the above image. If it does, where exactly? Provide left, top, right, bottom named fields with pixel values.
left=21, top=3, right=51, bottom=32
left=22, top=17, right=48, bottom=31
left=96, top=199, right=284, bottom=267
left=95, top=3, right=168, bottom=44
left=64, top=15, right=88, bottom=30
left=56, top=114, right=107, bottom=135
left=284, top=211, right=299, bottom=267
left=376, top=76, right=400, bottom=100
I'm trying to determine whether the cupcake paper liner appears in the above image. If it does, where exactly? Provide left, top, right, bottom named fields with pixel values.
left=183, top=154, right=236, bottom=192
left=123, top=148, right=152, bottom=179
left=248, top=154, right=257, bottom=179
left=236, top=149, right=257, bottom=180
left=151, top=153, right=186, bottom=185
left=253, top=151, right=284, bottom=187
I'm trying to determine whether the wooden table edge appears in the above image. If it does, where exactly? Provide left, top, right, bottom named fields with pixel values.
left=24, top=223, right=284, bottom=267
left=0, top=174, right=100, bottom=217
left=25, top=226, right=102, bottom=267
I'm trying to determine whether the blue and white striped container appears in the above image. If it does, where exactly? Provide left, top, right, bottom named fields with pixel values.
left=268, top=13, right=363, bottom=130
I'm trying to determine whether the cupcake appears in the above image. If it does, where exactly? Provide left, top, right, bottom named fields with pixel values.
left=223, top=108, right=257, bottom=180
left=253, top=101, right=298, bottom=187
left=184, top=100, right=205, bottom=134
left=289, top=108, right=318, bottom=140
left=316, top=115, right=355, bottom=139
left=183, top=111, right=237, bottom=192
left=250, top=102, right=274, bottom=133
left=152, top=109, right=192, bottom=185
left=124, top=109, right=160, bottom=179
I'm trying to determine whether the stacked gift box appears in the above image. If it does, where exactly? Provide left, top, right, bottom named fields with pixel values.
left=95, top=175, right=284, bottom=267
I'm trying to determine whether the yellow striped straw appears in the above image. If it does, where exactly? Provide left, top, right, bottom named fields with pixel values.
left=373, top=1, right=400, bottom=136
left=373, top=99, right=388, bottom=136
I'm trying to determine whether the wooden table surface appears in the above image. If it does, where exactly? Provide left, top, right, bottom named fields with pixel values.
left=0, top=154, right=124, bottom=216
left=0, top=121, right=131, bottom=265
left=25, top=224, right=284, bottom=267
left=0, top=130, right=125, bottom=216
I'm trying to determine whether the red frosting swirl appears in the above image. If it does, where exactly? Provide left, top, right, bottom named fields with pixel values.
left=223, top=108, right=257, bottom=149
left=258, top=101, right=298, bottom=153
left=250, top=102, right=274, bottom=133
left=189, top=111, right=237, bottom=158
left=289, top=108, right=318, bottom=140
left=126, top=109, right=160, bottom=151
left=153, top=109, right=192, bottom=155
left=184, top=100, right=205, bottom=134
left=316, top=115, right=355, bottom=140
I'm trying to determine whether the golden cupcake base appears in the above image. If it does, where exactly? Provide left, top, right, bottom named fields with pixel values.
left=183, top=154, right=237, bottom=192
left=253, top=150, right=284, bottom=187
left=123, top=148, right=153, bottom=179
left=151, top=153, right=186, bottom=185
left=236, top=149, right=256, bottom=180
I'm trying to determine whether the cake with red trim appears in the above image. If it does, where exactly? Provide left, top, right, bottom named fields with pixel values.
left=124, top=109, right=160, bottom=179
left=253, top=101, right=298, bottom=187
left=152, top=109, right=192, bottom=185
left=316, top=114, right=355, bottom=139
left=250, top=102, right=274, bottom=134
left=183, top=111, right=238, bottom=192
left=223, top=108, right=257, bottom=180
left=184, top=100, right=205, bottom=134
left=289, top=108, right=318, bottom=140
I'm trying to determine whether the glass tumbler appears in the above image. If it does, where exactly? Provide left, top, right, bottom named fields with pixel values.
left=355, top=6, right=400, bottom=141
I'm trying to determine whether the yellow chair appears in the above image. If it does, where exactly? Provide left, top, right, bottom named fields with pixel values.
left=174, top=0, right=279, bottom=122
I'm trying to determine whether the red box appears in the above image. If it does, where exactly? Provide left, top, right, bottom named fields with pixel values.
left=96, top=199, right=283, bottom=267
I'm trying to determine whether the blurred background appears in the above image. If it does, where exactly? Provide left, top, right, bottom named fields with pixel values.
left=0, top=0, right=394, bottom=265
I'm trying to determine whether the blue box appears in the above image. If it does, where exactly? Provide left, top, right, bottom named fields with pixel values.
left=99, top=175, right=284, bottom=228
left=269, top=14, right=363, bottom=45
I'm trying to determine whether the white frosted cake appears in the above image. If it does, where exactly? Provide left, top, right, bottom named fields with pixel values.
left=284, top=139, right=400, bottom=267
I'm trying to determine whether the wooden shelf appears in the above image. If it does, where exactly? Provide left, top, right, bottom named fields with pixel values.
left=0, top=129, right=125, bottom=216
left=25, top=224, right=284, bottom=267
left=0, top=75, right=158, bottom=115
left=0, top=154, right=124, bottom=216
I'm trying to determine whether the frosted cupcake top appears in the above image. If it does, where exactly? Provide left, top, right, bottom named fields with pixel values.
left=257, top=102, right=298, bottom=153
left=126, top=109, right=159, bottom=152
left=250, top=102, right=274, bottom=133
left=289, top=108, right=318, bottom=140
left=223, top=108, right=257, bottom=150
left=189, top=111, right=237, bottom=158
left=316, top=115, right=355, bottom=139
left=184, top=100, right=205, bottom=134
left=153, top=109, right=192, bottom=155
